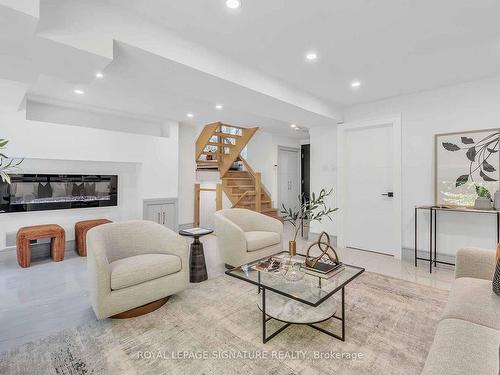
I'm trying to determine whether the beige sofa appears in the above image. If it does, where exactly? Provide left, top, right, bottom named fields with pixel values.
left=422, top=247, right=500, bottom=375
left=214, top=208, right=283, bottom=267
left=86, top=220, right=188, bottom=319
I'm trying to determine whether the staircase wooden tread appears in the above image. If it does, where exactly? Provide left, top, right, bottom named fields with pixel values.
left=238, top=200, right=271, bottom=205
left=233, top=192, right=265, bottom=196
left=208, top=142, right=235, bottom=147
left=215, top=132, right=242, bottom=138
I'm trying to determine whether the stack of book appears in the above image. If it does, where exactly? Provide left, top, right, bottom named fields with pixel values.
left=300, top=261, right=345, bottom=279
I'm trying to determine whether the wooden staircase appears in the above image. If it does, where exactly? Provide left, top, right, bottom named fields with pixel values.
left=195, top=122, right=280, bottom=220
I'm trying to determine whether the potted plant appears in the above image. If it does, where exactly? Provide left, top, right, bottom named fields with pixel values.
left=474, top=185, right=493, bottom=210
left=0, top=139, right=23, bottom=184
left=279, top=187, right=338, bottom=256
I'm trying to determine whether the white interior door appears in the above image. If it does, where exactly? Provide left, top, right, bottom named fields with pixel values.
left=278, top=148, right=300, bottom=210
left=339, top=118, right=401, bottom=256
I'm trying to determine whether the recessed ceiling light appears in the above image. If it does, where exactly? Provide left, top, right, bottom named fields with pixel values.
left=73, top=89, right=85, bottom=95
left=294, top=126, right=301, bottom=131
left=187, top=113, right=194, bottom=118
left=95, top=72, right=104, bottom=79
left=290, top=124, right=297, bottom=128
left=305, top=52, right=318, bottom=61
left=225, top=0, right=241, bottom=9
left=215, top=104, right=223, bottom=110
left=351, top=80, right=361, bottom=88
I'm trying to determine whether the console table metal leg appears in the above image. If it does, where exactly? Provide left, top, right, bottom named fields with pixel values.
left=429, top=208, right=433, bottom=274
left=414, top=207, right=418, bottom=267
left=434, top=209, right=437, bottom=267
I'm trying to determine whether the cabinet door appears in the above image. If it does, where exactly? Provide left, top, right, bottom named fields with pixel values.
left=143, top=199, right=178, bottom=231
left=145, top=204, right=163, bottom=224
left=161, top=204, right=176, bottom=230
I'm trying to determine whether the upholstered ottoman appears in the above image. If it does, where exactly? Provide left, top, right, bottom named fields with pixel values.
left=75, top=219, right=112, bottom=256
left=16, top=224, right=65, bottom=268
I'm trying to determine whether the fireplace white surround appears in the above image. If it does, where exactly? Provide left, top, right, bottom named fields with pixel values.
left=0, top=110, right=179, bottom=251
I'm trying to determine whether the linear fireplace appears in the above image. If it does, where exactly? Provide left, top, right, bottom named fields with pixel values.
left=0, top=174, right=118, bottom=213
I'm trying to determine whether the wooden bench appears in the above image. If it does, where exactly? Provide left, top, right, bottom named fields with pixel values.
left=75, top=219, right=112, bottom=256
left=17, top=224, right=65, bottom=268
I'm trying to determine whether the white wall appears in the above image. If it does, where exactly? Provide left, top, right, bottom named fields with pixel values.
left=177, top=123, right=198, bottom=226
left=333, top=76, right=500, bottom=256
left=0, top=110, right=179, bottom=249
left=309, top=126, right=338, bottom=236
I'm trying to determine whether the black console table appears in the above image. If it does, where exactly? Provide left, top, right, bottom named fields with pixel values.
left=414, top=205, right=500, bottom=273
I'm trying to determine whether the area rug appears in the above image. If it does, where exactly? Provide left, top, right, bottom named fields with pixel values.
left=0, top=272, right=448, bottom=375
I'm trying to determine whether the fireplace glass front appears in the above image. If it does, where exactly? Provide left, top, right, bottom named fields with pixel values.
left=0, top=174, right=118, bottom=213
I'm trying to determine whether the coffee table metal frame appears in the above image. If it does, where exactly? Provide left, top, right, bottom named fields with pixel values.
left=225, top=251, right=365, bottom=343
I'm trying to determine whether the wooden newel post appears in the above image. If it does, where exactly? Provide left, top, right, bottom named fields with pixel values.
left=255, top=172, right=262, bottom=212
left=194, top=183, right=201, bottom=226
left=216, top=183, right=223, bottom=211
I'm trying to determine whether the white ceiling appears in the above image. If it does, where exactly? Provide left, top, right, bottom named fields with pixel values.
left=113, top=0, right=500, bottom=106
left=1, top=0, right=500, bottom=137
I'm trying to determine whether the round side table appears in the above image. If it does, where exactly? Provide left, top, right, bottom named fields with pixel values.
left=179, top=228, right=214, bottom=283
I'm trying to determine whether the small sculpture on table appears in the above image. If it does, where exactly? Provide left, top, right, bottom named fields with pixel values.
left=305, top=231, right=340, bottom=268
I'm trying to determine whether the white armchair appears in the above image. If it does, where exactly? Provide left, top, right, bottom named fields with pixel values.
left=86, top=220, right=188, bottom=319
left=214, top=208, right=284, bottom=268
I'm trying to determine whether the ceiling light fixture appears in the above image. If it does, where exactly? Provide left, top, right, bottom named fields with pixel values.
left=95, top=72, right=104, bottom=79
left=215, top=104, right=223, bottom=110
left=290, top=124, right=297, bottom=128
left=305, top=52, right=318, bottom=61
left=73, top=89, right=85, bottom=95
left=225, top=0, right=241, bottom=9
left=351, top=80, right=361, bottom=88
left=187, top=113, right=194, bottom=118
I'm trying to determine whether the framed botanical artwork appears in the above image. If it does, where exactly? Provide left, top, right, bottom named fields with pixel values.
left=435, top=128, right=500, bottom=207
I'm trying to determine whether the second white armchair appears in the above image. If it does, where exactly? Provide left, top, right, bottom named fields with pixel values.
left=214, top=208, right=284, bottom=268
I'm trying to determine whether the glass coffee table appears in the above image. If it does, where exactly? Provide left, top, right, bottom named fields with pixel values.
left=225, top=251, right=365, bottom=343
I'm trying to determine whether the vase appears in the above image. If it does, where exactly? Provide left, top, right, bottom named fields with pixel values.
left=280, top=259, right=304, bottom=282
left=288, top=240, right=296, bottom=256
left=474, top=197, right=492, bottom=210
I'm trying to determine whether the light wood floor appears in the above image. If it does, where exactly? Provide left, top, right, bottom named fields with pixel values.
left=0, top=224, right=454, bottom=352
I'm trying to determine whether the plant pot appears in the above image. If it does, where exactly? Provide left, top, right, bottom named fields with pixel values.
left=288, top=240, right=297, bottom=256
left=494, top=191, right=500, bottom=210
left=474, top=197, right=493, bottom=210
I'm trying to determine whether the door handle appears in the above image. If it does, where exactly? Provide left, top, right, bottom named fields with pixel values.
left=381, top=192, right=394, bottom=197
left=157, top=212, right=161, bottom=223
left=162, top=212, right=166, bottom=225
